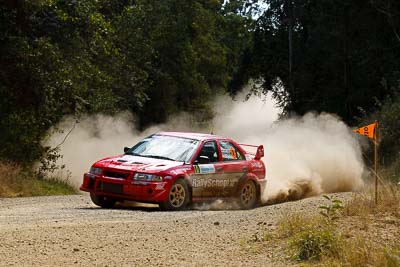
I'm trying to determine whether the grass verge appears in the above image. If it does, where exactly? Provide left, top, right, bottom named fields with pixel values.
left=0, top=162, right=77, bottom=197
left=246, top=181, right=400, bottom=266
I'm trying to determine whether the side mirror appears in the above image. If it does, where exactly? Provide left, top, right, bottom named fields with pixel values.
left=254, top=145, right=264, bottom=160
left=124, top=147, right=130, bottom=153
left=196, top=155, right=210, bottom=164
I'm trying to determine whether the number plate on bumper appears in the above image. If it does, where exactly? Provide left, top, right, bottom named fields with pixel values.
left=97, top=181, right=123, bottom=194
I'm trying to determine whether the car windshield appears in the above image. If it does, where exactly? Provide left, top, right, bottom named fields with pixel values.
left=126, top=135, right=200, bottom=162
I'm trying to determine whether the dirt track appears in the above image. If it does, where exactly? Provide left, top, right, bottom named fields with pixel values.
left=0, top=193, right=352, bottom=266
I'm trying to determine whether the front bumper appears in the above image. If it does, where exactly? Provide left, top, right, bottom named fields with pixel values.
left=80, top=173, right=169, bottom=203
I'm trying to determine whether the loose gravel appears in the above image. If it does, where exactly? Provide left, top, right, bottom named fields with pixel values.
left=0, top=193, right=353, bottom=266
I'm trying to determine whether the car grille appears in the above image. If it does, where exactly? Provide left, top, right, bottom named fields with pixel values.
left=97, top=181, right=123, bottom=194
left=103, top=170, right=130, bottom=179
left=88, top=179, right=95, bottom=189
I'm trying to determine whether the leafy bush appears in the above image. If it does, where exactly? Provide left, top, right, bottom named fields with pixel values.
left=277, top=209, right=342, bottom=262
left=290, top=227, right=340, bottom=261
left=319, top=194, right=344, bottom=221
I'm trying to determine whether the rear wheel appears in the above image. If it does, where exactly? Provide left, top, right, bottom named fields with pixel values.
left=159, top=179, right=190, bottom=211
left=238, top=180, right=257, bottom=209
left=90, top=192, right=116, bottom=208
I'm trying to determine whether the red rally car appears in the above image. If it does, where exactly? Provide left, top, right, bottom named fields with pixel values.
left=80, top=132, right=266, bottom=210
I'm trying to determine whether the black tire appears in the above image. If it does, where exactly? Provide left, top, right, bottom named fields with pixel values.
left=238, top=180, right=257, bottom=209
left=90, top=192, right=116, bottom=208
left=159, top=179, right=190, bottom=211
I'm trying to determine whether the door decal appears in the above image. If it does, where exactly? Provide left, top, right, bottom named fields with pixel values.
left=194, top=164, right=215, bottom=174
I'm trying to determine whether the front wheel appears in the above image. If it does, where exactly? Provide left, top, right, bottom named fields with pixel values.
left=159, top=179, right=190, bottom=211
left=90, top=192, right=116, bottom=208
left=238, top=180, right=257, bottom=209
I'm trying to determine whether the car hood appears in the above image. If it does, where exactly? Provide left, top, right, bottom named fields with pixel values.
left=95, top=154, right=185, bottom=172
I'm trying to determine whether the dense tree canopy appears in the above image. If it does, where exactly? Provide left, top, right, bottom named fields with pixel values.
left=1, top=0, right=399, bottom=171
left=244, top=0, right=400, bottom=124
left=0, top=0, right=252, bottom=164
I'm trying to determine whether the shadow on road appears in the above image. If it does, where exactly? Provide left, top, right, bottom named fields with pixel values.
left=76, top=200, right=272, bottom=212
left=76, top=201, right=161, bottom=212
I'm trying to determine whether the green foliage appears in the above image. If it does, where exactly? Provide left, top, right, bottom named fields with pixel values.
left=277, top=212, right=316, bottom=238
left=319, top=195, right=344, bottom=221
left=276, top=212, right=341, bottom=262
left=250, top=188, right=400, bottom=265
left=359, top=91, right=400, bottom=179
left=0, top=0, right=252, bottom=167
left=31, top=176, right=77, bottom=196
left=0, top=161, right=76, bottom=197
left=2, top=0, right=400, bottom=173
left=385, top=247, right=400, bottom=267
left=136, top=0, right=246, bottom=126
left=244, top=1, right=400, bottom=124
left=0, top=0, right=145, bottom=164
left=290, top=227, right=340, bottom=261
left=37, top=145, right=65, bottom=178
left=278, top=196, right=344, bottom=262
left=289, top=195, right=343, bottom=261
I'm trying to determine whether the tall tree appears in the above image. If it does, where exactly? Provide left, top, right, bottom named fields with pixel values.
left=245, top=0, right=400, bottom=122
left=0, top=0, right=150, bottom=163
left=136, top=0, right=253, bottom=127
left=0, top=0, right=253, bottom=164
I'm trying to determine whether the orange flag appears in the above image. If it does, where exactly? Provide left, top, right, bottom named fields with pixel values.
left=353, top=122, right=378, bottom=140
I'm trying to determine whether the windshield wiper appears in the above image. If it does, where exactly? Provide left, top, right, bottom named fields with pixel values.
left=141, top=155, right=177, bottom=161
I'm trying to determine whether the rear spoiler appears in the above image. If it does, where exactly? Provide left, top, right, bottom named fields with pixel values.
left=238, top=144, right=264, bottom=160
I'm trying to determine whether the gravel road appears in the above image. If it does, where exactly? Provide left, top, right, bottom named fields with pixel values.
left=0, top=193, right=352, bottom=266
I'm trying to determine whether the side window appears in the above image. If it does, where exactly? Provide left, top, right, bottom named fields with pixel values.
left=219, top=141, right=244, bottom=161
left=196, top=141, right=219, bottom=163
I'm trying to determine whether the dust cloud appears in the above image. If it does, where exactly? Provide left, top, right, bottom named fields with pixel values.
left=44, top=112, right=140, bottom=187
left=44, top=112, right=196, bottom=187
left=45, top=91, right=365, bottom=203
left=213, top=92, right=365, bottom=203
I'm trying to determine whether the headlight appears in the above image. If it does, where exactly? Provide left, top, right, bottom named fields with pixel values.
left=89, top=167, right=102, bottom=175
left=133, top=173, right=163, bottom=181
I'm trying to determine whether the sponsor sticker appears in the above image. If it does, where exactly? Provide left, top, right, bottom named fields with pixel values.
left=155, top=183, right=165, bottom=190
left=194, top=164, right=215, bottom=174
left=251, top=162, right=263, bottom=169
left=192, top=177, right=236, bottom=188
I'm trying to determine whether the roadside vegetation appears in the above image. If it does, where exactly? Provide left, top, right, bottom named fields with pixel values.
left=360, top=93, right=400, bottom=182
left=245, top=182, right=400, bottom=266
left=0, top=162, right=76, bottom=198
left=1, top=1, right=399, bottom=197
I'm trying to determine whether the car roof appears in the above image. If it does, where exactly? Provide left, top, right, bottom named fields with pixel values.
left=156, top=131, right=225, bottom=141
